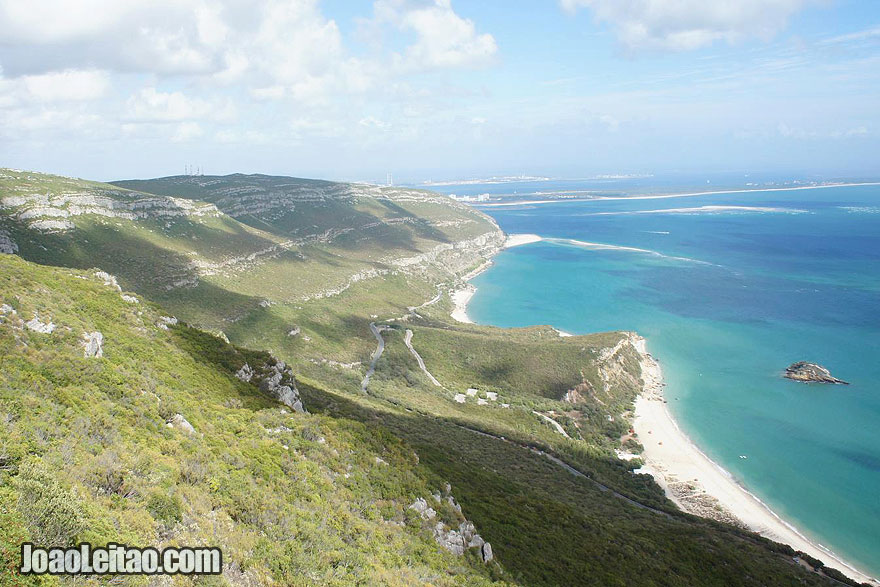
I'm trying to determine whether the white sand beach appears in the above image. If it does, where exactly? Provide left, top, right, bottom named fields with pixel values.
left=504, top=233, right=543, bottom=248
left=477, top=182, right=880, bottom=207
left=450, top=285, right=476, bottom=323
left=446, top=240, right=876, bottom=584
left=631, top=338, right=878, bottom=586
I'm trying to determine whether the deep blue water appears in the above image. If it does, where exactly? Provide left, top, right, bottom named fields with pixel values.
left=441, top=182, right=880, bottom=575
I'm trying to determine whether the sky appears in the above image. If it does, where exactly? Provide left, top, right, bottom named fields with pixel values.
left=1, top=0, right=879, bottom=183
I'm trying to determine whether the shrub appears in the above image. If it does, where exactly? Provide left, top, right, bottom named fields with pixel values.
left=146, top=492, right=183, bottom=527
left=14, top=460, right=84, bottom=546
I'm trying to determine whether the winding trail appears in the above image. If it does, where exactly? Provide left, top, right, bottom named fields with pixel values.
left=532, top=411, right=571, bottom=438
left=361, top=322, right=389, bottom=392
left=404, top=329, right=442, bottom=387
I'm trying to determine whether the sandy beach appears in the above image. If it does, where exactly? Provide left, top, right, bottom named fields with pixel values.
left=447, top=233, right=877, bottom=584
left=450, top=285, right=476, bottom=323
left=631, top=338, right=878, bottom=585
left=503, top=233, right=543, bottom=248
left=476, top=182, right=880, bottom=208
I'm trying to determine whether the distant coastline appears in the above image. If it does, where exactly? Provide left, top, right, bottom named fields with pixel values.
left=474, top=181, right=880, bottom=207
left=451, top=232, right=878, bottom=586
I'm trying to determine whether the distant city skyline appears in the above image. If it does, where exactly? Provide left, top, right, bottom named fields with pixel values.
left=1, top=1, right=879, bottom=183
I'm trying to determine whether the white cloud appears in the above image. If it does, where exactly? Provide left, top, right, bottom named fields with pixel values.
left=561, top=0, right=808, bottom=51
left=373, top=0, right=498, bottom=71
left=170, top=121, right=204, bottom=142
left=0, top=0, right=226, bottom=76
left=22, top=69, right=110, bottom=102
left=359, top=116, right=389, bottom=129
left=125, top=87, right=235, bottom=122
left=0, top=0, right=501, bottom=150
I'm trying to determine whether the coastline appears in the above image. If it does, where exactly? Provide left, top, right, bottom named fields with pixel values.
left=447, top=233, right=877, bottom=584
left=450, top=233, right=542, bottom=324
left=631, top=338, right=878, bottom=586
left=474, top=181, right=880, bottom=207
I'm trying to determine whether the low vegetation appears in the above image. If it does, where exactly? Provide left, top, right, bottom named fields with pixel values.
left=0, top=170, right=860, bottom=585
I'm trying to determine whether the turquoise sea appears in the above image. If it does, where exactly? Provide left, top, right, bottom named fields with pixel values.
left=434, top=178, right=880, bottom=576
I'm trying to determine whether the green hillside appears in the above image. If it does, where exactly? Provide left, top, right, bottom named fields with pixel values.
left=0, top=254, right=506, bottom=585
left=0, top=169, right=862, bottom=586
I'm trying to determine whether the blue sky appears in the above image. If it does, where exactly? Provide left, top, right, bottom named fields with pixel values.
left=1, top=0, right=878, bottom=182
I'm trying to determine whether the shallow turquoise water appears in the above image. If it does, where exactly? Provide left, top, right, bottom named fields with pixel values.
left=460, top=185, right=880, bottom=575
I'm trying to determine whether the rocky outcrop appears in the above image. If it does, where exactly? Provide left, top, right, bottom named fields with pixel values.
left=0, top=229, right=17, bottom=254
left=156, top=316, right=178, bottom=330
left=408, top=487, right=493, bottom=563
left=237, top=360, right=305, bottom=413
left=83, top=332, right=104, bottom=358
left=25, top=313, right=55, bottom=334
left=388, top=231, right=505, bottom=278
left=235, top=363, right=254, bottom=383
left=784, top=362, right=849, bottom=385
left=166, top=413, right=196, bottom=434
left=95, top=271, right=121, bottom=292
left=1, top=188, right=220, bottom=232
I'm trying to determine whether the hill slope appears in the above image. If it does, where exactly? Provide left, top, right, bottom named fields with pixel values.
left=0, top=254, right=506, bottom=585
left=0, top=169, right=861, bottom=586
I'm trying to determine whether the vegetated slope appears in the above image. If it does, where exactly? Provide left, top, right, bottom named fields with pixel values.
left=0, top=170, right=859, bottom=585
left=0, top=254, right=506, bottom=585
left=1, top=168, right=504, bottom=376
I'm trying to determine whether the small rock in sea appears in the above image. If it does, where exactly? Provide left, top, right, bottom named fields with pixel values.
left=784, top=361, right=849, bottom=385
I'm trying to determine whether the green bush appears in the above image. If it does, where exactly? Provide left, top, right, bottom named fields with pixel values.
left=146, top=492, right=183, bottom=527
left=14, top=460, right=84, bottom=546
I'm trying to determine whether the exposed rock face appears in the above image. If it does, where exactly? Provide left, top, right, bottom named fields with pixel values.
left=481, top=542, right=494, bottom=563
left=784, top=361, right=849, bottom=385
left=239, top=360, right=306, bottom=413
left=0, top=187, right=220, bottom=232
left=235, top=363, right=254, bottom=383
left=156, top=316, right=178, bottom=330
left=167, top=413, right=196, bottom=434
left=0, top=229, right=17, bottom=254
left=95, top=271, right=121, bottom=291
left=83, top=332, right=104, bottom=358
left=408, top=489, right=493, bottom=563
left=25, top=313, right=55, bottom=334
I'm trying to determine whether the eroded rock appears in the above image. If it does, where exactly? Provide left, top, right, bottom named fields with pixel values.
left=409, top=488, right=493, bottom=564
left=166, top=413, right=195, bottom=434
left=25, top=313, right=55, bottom=334
left=784, top=361, right=849, bottom=385
left=83, top=332, right=104, bottom=358
left=235, top=363, right=254, bottom=382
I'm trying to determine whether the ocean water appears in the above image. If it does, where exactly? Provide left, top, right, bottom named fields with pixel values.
left=443, top=181, right=880, bottom=575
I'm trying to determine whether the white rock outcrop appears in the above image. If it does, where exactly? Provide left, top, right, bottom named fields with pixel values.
left=235, top=363, right=254, bottom=382
left=25, top=313, right=55, bottom=334
left=83, top=332, right=104, bottom=358
left=166, top=413, right=196, bottom=434
left=253, top=360, right=305, bottom=414
left=157, top=316, right=178, bottom=330
left=95, top=271, right=121, bottom=291
left=409, top=489, right=493, bottom=563
left=1, top=188, right=220, bottom=232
